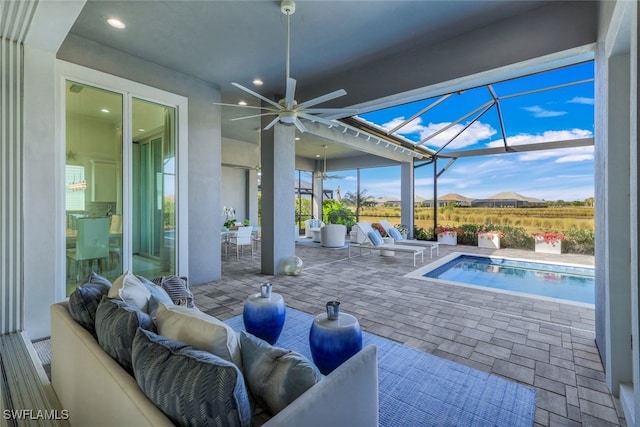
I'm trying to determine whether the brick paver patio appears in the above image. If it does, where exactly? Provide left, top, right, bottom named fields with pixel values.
left=192, top=240, right=626, bottom=426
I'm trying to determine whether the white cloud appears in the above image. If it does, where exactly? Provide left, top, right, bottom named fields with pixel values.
left=568, top=97, right=594, bottom=105
left=522, top=105, right=567, bottom=118
left=379, top=116, right=497, bottom=150
left=487, top=129, right=592, bottom=148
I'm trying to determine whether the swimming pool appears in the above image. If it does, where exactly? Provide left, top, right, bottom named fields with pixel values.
left=406, top=253, right=594, bottom=305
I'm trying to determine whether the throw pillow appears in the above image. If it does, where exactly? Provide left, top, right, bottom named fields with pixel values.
left=94, top=296, right=156, bottom=374
left=239, top=331, right=322, bottom=415
left=135, top=275, right=173, bottom=305
left=388, top=227, right=403, bottom=241
left=84, top=271, right=112, bottom=288
left=68, top=279, right=111, bottom=338
left=151, top=275, right=195, bottom=308
left=132, top=328, right=251, bottom=427
left=368, top=229, right=384, bottom=246
left=156, top=303, right=242, bottom=368
left=108, top=271, right=151, bottom=312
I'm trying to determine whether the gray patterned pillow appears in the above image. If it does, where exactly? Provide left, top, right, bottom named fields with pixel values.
left=68, top=275, right=112, bottom=338
left=151, top=275, right=195, bottom=308
left=239, top=331, right=322, bottom=415
left=132, top=328, right=251, bottom=427
left=94, top=297, right=155, bottom=374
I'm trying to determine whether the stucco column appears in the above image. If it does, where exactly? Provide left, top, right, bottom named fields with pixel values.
left=261, top=122, right=295, bottom=275
left=400, top=162, right=415, bottom=238
left=312, top=171, right=324, bottom=221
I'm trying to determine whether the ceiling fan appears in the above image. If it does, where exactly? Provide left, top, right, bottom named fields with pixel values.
left=320, top=145, right=343, bottom=180
left=224, top=0, right=358, bottom=133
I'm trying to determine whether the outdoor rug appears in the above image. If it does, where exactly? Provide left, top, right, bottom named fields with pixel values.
left=225, top=308, right=536, bottom=427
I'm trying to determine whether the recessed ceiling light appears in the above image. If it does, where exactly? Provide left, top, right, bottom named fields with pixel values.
left=138, top=128, right=145, bottom=132
left=253, top=79, right=263, bottom=86
left=100, top=108, right=110, bottom=113
left=107, top=18, right=126, bottom=29
left=238, top=101, right=247, bottom=106
left=315, top=154, right=321, bottom=158
left=295, top=137, right=300, bottom=141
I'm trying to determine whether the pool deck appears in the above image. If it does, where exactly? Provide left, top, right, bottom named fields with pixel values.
left=192, top=240, right=625, bottom=426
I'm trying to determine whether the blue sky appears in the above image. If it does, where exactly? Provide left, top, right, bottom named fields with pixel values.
left=327, top=61, right=594, bottom=202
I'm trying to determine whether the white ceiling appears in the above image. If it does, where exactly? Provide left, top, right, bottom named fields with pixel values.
left=62, top=0, right=596, bottom=162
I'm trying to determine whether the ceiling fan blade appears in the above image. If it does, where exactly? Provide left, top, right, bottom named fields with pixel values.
left=285, top=78, right=297, bottom=108
left=263, top=116, right=281, bottom=131
left=298, top=112, right=337, bottom=128
left=232, top=82, right=282, bottom=110
left=297, top=89, right=347, bottom=110
left=212, top=102, right=269, bottom=110
left=293, top=118, right=308, bottom=133
left=231, top=112, right=279, bottom=121
left=303, top=108, right=359, bottom=115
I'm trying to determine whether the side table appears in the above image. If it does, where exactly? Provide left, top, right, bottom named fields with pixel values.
left=309, top=312, right=362, bottom=375
left=381, top=237, right=395, bottom=256
left=243, top=292, right=286, bottom=345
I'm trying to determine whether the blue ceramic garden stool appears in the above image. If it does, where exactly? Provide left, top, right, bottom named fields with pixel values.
left=309, top=312, right=363, bottom=375
left=243, top=290, right=286, bottom=345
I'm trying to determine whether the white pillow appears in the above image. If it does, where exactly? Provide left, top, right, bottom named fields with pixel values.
left=156, top=303, right=242, bottom=369
left=108, top=271, right=151, bottom=312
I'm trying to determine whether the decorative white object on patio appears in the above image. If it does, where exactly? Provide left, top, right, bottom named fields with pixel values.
left=437, top=232, right=457, bottom=246
left=478, top=233, right=500, bottom=249
left=381, top=237, right=395, bottom=256
left=535, top=239, right=562, bottom=254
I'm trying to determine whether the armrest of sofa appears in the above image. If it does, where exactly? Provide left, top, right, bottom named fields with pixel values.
left=263, top=345, right=378, bottom=427
left=51, top=302, right=173, bottom=427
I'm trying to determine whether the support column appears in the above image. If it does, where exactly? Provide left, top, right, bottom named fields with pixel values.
left=261, top=122, right=295, bottom=275
left=312, top=171, right=323, bottom=221
left=400, top=162, right=415, bottom=238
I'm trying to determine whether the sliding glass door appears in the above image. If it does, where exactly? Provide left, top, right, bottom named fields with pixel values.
left=132, top=98, right=176, bottom=278
left=63, top=75, right=181, bottom=296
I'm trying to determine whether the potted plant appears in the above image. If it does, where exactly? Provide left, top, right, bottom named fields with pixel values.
left=477, top=230, right=504, bottom=249
left=323, top=200, right=356, bottom=231
left=395, top=224, right=409, bottom=240
left=435, top=225, right=461, bottom=246
left=533, top=231, right=567, bottom=254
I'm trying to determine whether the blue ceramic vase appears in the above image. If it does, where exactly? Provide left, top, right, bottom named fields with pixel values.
left=243, top=284, right=286, bottom=345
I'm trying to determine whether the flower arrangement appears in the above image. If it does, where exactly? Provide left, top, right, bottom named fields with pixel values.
left=533, top=231, right=567, bottom=246
left=372, top=222, right=387, bottom=236
left=477, top=230, right=505, bottom=239
left=435, top=225, right=462, bottom=236
left=395, top=224, right=409, bottom=235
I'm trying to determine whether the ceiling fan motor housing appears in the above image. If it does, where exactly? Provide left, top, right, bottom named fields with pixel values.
left=281, top=0, right=296, bottom=15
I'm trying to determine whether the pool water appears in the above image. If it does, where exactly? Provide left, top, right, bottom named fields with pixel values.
left=424, top=255, right=594, bottom=304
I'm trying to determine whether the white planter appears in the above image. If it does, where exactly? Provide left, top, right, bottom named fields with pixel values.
left=437, top=233, right=457, bottom=246
left=477, top=233, right=500, bottom=249
left=535, top=239, right=562, bottom=254
left=381, top=237, right=395, bottom=256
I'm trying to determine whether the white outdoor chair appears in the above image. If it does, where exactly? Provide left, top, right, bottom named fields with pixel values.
left=226, top=226, right=253, bottom=260
left=378, top=220, right=439, bottom=258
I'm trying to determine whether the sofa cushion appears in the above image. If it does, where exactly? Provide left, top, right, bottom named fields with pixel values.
left=68, top=273, right=112, bottom=337
left=107, top=271, right=151, bottom=312
left=135, top=275, right=173, bottom=319
left=239, top=331, right=322, bottom=415
left=368, top=229, right=384, bottom=246
left=94, top=297, right=156, bottom=374
left=156, top=303, right=242, bottom=368
left=132, top=328, right=251, bottom=427
left=151, top=275, right=195, bottom=308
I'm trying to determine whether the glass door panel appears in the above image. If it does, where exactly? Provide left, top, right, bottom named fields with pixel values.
left=65, top=81, right=123, bottom=295
left=131, top=98, right=176, bottom=278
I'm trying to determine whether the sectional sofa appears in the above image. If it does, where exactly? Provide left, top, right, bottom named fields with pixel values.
left=51, top=298, right=379, bottom=427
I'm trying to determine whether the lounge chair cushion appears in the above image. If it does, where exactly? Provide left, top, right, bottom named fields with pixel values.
left=388, top=227, right=403, bottom=241
left=368, top=230, right=384, bottom=246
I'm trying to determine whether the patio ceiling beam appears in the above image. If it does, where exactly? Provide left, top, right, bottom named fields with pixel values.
left=385, top=93, right=454, bottom=136
left=487, top=85, right=508, bottom=150
left=302, top=121, right=424, bottom=163
left=418, top=100, right=495, bottom=146
left=434, top=101, right=495, bottom=156
left=438, top=137, right=594, bottom=158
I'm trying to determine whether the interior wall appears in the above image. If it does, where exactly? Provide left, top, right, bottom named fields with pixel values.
left=57, top=34, right=222, bottom=286
left=221, top=167, right=247, bottom=223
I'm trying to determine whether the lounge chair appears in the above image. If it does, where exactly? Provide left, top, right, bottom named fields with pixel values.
left=349, top=222, right=424, bottom=266
left=378, top=220, right=439, bottom=258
